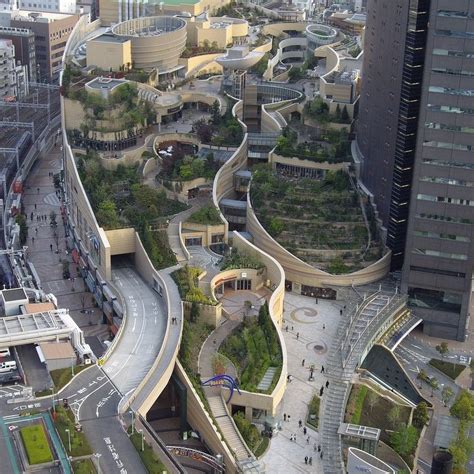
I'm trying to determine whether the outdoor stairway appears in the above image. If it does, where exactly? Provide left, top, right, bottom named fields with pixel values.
left=257, top=367, right=276, bottom=391
left=206, top=395, right=254, bottom=461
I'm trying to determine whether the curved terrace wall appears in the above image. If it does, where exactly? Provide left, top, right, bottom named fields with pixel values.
left=246, top=190, right=391, bottom=287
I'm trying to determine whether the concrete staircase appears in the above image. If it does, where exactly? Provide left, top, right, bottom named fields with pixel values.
left=206, top=394, right=254, bottom=462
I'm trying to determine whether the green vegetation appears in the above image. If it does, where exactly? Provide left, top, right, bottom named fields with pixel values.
left=220, top=248, right=264, bottom=271
left=275, top=126, right=351, bottom=162
left=16, top=214, right=28, bottom=245
left=254, top=436, right=270, bottom=458
left=450, top=390, right=474, bottom=422
left=50, top=365, right=88, bottom=391
left=389, top=424, right=420, bottom=465
left=53, top=405, right=92, bottom=456
left=307, top=395, right=320, bottom=429
left=347, top=385, right=367, bottom=424
left=348, top=45, right=362, bottom=58
left=429, top=359, right=466, bottom=380
left=251, top=167, right=383, bottom=273
left=250, top=53, right=269, bottom=76
left=72, top=459, right=96, bottom=474
left=220, top=303, right=282, bottom=393
left=187, top=205, right=223, bottom=225
left=182, top=40, right=225, bottom=58
left=305, top=97, right=351, bottom=125
left=160, top=152, right=219, bottom=182
left=20, top=424, right=54, bottom=465
left=412, top=402, right=430, bottom=430
left=127, top=427, right=168, bottom=473
left=233, top=412, right=263, bottom=453
left=71, top=82, right=155, bottom=133
left=172, top=265, right=217, bottom=305
left=78, top=152, right=187, bottom=269
left=193, top=101, right=243, bottom=146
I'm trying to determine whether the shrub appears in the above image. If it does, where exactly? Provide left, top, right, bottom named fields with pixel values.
left=412, top=402, right=429, bottom=429
left=450, top=390, right=474, bottom=421
left=220, top=248, right=264, bottom=271
left=350, top=385, right=368, bottom=424
left=389, top=424, right=419, bottom=458
left=187, top=205, right=222, bottom=225
left=233, top=412, right=262, bottom=452
left=172, top=266, right=217, bottom=305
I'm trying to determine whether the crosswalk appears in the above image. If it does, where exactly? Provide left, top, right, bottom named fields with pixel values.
left=43, top=192, right=60, bottom=207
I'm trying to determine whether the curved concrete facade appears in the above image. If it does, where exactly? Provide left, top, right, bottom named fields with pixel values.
left=306, top=23, right=338, bottom=49
left=112, top=16, right=187, bottom=71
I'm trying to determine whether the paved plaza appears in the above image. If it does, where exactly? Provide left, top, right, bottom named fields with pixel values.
left=261, top=292, right=343, bottom=473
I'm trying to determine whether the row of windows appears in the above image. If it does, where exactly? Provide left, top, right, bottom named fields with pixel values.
left=427, top=104, right=474, bottom=115
left=408, top=287, right=462, bottom=314
left=410, top=266, right=466, bottom=278
left=429, top=86, right=474, bottom=97
left=432, top=67, right=474, bottom=78
left=435, top=30, right=474, bottom=39
left=425, top=122, right=474, bottom=134
left=420, top=176, right=474, bottom=187
left=414, top=230, right=470, bottom=242
left=417, top=194, right=474, bottom=206
left=413, top=248, right=468, bottom=260
left=416, top=212, right=472, bottom=225
left=423, top=140, right=472, bottom=151
left=438, top=9, right=474, bottom=18
left=422, top=158, right=474, bottom=170
left=432, top=48, right=474, bottom=58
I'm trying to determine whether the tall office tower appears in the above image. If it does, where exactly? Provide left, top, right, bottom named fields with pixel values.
left=357, top=0, right=474, bottom=341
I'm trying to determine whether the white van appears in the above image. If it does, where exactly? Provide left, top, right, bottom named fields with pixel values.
left=0, top=361, right=16, bottom=373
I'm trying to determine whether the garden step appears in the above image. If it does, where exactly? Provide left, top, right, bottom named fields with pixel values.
left=257, top=366, right=277, bottom=391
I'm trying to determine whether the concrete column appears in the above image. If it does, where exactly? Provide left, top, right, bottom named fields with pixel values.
left=245, top=405, right=252, bottom=421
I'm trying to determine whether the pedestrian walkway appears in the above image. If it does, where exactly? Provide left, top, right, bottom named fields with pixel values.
left=261, top=293, right=343, bottom=474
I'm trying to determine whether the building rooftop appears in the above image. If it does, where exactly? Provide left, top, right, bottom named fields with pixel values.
left=434, top=415, right=460, bottom=449
left=11, top=10, right=76, bottom=22
left=89, top=33, right=130, bottom=44
left=86, top=76, right=127, bottom=90
left=24, top=302, right=56, bottom=313
left=338, top=423, right=381, bottom=441
left=1, top=288, right=27, bottom=303
left=39, top=341, right=76, bottom=360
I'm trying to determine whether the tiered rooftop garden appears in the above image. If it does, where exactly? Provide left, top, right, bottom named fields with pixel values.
left=250, top=166, right=385, bottom=274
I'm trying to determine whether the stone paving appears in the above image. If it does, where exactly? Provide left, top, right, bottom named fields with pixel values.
left=22, top=141, right=109, bottom=354
left=261, top=292, right=343, bottom=474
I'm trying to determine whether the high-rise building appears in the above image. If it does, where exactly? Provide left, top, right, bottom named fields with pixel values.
left=356, top=0, right=473, bottom=341
left=0, top=38, right=28, bottom=98
left=0, top=26, right=36, bottom=82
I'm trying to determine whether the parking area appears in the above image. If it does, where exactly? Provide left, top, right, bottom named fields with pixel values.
left=16, top=345, right=52, bottom=393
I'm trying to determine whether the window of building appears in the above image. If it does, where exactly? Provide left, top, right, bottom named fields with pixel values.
left=413, top=248, right=468, bottom=260
left=422, top=158, right=474, bottom=170
left=425, top=122, right=474, bottom=134
left=409, top=266, right=466, bottom=278
left=408, top=287, right=462, bottom=314
left=236, top=279, right=251, bottom=290
left=429, top=86, right=474, bottom=97
left=416, top=213, right=473, bottom=225
left=413, top=230, right=469, bottom=242
left=427, top=104, right=474, bottom=115
left=417, top=194, right=474, bottom=207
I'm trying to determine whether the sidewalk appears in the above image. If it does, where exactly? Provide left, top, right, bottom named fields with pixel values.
left=22, top=141, right=109, bottom=349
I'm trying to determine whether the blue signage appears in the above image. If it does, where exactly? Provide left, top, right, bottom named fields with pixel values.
left=201, top=374, right=241, bottom=403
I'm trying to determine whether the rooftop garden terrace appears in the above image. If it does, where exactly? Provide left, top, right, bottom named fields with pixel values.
left=305, top=96, right=351, bottom=125
left=77, top=151, right=187, bottom=268
left=172, top=265, right=218, bottom=305
left=250, top=166, right=385, bottom=274
left=182, top=41, right=226, bottom=58
left=159, top=149, right=220, bottom=183
left=193, top=99, right=243, bottom=147
left=275, top=125, right=351, bottom=163
left=186, top=205, right=223, bottom=226
left=220, top=248, right=265, bottom=271
left=219, top=303, right=282, bottom=394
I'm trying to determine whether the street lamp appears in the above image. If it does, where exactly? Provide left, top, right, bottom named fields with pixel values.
left=51, top=387, right=55, bottom=413
left=138, top=429, right=144, bottom=451
left=93, top=453, right=101, bottom=474
left=65, top=428, right=71, bottom=452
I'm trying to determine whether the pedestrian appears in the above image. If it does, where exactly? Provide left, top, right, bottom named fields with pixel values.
left=30, top=212, right=33, bottom=220
left=326, top=380, right=329, bottom=388
left=303, top=427, right=307, bottom=436
left=287, top=415, right=291, bottom=423
left=304, top=456, right=308, bottom=465
left=50, top=243, right=53, bottom=251
left=321, top=365, right=325, bottom=373
left=306, top=436, right=310, bottom=444
left=317, top=445, right=321, bottom=452
left=285, top=325, right=288, bottom=332
left=37, top=187, right=40, bottom=193
left=32, top=236, right=34, bottom=244
left=35, top=227, right=38, bottom=234
left=298, top=419, right=302, bottom=428
left=309, top=457, right=312, bottom=466
left=296, top=332, right=299, bottom=340
left=340, top=309, right=343, bottom=316
left=320, top=386, right=324, bottom=397
left=34, top=203, right=37, bottom=210
left=322, top=324, right=325, bottom=330
left=320, top=451, right=323, bottom=459
left=283, top=413, right=287, bottom=422
left=291, top=326, right=294, bottom=331
left=302, top=359, right=305, bottom=366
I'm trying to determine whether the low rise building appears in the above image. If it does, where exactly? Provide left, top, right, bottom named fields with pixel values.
left=10, top=10, right=79, bottom=82
left=86, top=33, right=131, bottom=72
left=0, top=38, right=28, bottom=98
